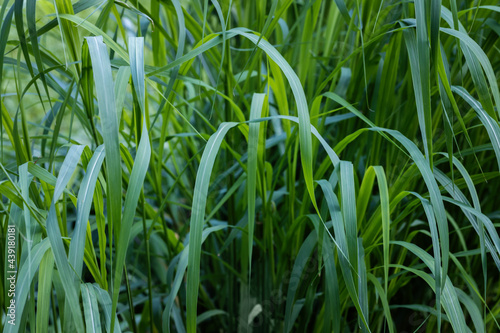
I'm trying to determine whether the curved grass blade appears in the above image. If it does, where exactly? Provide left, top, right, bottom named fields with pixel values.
left=60, top=14, right=128, bottom=61
left=45, top=145, right=85, bottom=333
left=147, top=28, right=319, bottom=212
left=81, top=283, right=101, bottom=333
left=162, top=225, right=227, bottom=333
left=247, top=93, right=266, bottom=286
left=0, top=5, right=14, bottom=106
left=316, top=179, right=370, bottom=331
left=86, top=37, right=122, bottom=299
left=402, top=21, right=432, bottom=164
left=4, top=240, right=51, bottom=333
left=110, top=36, right=151, bottom=333
left=321, top=226, right=341, bottom=333
left=332, top=95, right=450, bottom=297
left=452, top=86, right=500, bottom=170
left=392, top=241, right=468, bottom=332
left=367, top=273, right=395, bottom=333
left=93, top=284, right=122, bottom=333
left=372, top=167, right=390, bottom=296
left=340, top=161, right=358, bottom=273
left=36, top=250, right=54, bottom=333
left=68, top=145, right=105, bottom=279
left=441, top=7, right=500, bottom=120
left=185, top=122, right=239, bottom=332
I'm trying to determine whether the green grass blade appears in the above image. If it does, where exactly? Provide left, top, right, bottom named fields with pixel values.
left=93, top=284, right=122, bottom=333
left=357, top=238, right=369, bottom=332
left=367, top=273, right=395, bottom=333
left=247, top=93, right=266, bottom=285
left=110, top=36, right=151, bottom=333
left=455, top=289, right=485, bottom=333
left=114, top=66, right=131, bottom=125
left=68, top=145, right=105, bottom=278
left=340, top=161, right=358, bottom=274
left=35, top=250, right=54, bottom=333
left=392, top=241, right=468, bottom=332
left=86, top=36, right=122, bottom=301
left=316, top=179, right=370, bottom=331
left=452, top=86, right=500, bottom=170
left=321, top=229, right=341, bottom=333
left=4, top=240, right=51, bottom=333
left=441, top=7, right=500, bottom=120
left=402, top=20, right=432, bottom=164
left=0, top=5, right=14, bottom=108
left=81, top=283, right=101, bottom=333
left=185, top=122, right=239, bottom=332
left=163, top=225, right=227, bottom=333
left=45, top=145, right=85, bottom=333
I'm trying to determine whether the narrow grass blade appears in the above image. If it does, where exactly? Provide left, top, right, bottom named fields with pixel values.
left=86, top=34, right=121, bottom=313
left=185, top=122, right=239, bottom=332
left=45, top=145, right=85, bottom=333
left=321, top=228, right=341, bottom=333
left=316, top=179, right=370, bottom=331
left=402, top=21, right=432, bottom=163
left=392, top=241, right=468, bottom=332
left=340, top=161, right=358, bottom=273
left=357, top=238, right=369, bottom=332
left=247, top=93, right=266, bottom=284
left=93, top=284, right=122, bottom=333
left=452, top=86, right=500, bottom=170
left=163, top=225, right=227, bottom=333
left=36, top=250, right=54, bottom=333
left=367, top=273, right=395, bottom=333
left=68, top=145, right=105, bottom=278
left=283, top=230, right=317, bottom=332
left=81, top=283, right=101, bottom=333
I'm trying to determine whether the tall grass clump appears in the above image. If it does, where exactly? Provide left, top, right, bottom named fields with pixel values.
left=1, top=0, right=500, bottom=332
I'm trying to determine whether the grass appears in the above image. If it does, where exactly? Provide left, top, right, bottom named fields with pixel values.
left=1, top=0, right=500, bottom=332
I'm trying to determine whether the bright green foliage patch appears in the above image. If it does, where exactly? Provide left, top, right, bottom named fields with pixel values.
left=1, top=0, right=500, bottom=332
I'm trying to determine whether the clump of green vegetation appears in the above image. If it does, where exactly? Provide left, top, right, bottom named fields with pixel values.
left=1, top=0, right=499, bottom=332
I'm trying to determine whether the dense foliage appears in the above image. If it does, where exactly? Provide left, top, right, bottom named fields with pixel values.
left=1, top=0, right=500, bottom=332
